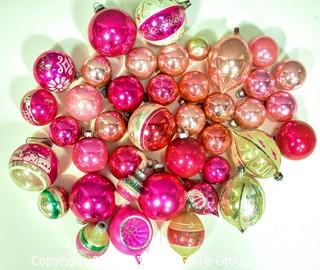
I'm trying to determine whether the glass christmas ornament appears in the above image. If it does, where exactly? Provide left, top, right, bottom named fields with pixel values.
left=187, top=36, right=210, bottom=61
left=202, top=156, right=231, bottom=184
left=266, top=91, right=296, bottom=122
left=249, top=36, right=279, bottom=67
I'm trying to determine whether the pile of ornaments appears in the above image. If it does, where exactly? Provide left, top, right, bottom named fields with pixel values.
left=8, top=0, right=317, bottom=264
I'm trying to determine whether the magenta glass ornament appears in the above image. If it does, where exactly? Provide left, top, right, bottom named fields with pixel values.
left=49, top=115, right=80, bottom=147
left=69, top=174, right=116, bottom=223
left=21, top=89, right=57, bottom=126
left=108, top=75, right=144, bottom=112
left=139, top=172, right=187, bottom=220
left=66, top=84, right=103, bottom=121
left=249, top=36, right=279, bottom=67
left=187, top=182, right=219, bottom=216
left=275, top=120, right=317, bottom=160
left=33, top=50, right=76, bottom=92
left=72, top=135, right=108, bottom=173
left=202, top=156, right=231, bottom=184
left=108, top=145, right=146, bottom=179
left=165, top=137, right=206, bottom=178
left=244, top=69, right=276, bottom=101
left=266, top=91, right=297, bottom=122
left=88, top=7, right=137, bottom=57
left=109, top=205, right=153, bottom=261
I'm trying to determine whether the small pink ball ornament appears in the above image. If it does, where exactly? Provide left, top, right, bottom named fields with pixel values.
left=249, top=36, right=279, bottom=67
left=202, top=156, right=231, bottom=184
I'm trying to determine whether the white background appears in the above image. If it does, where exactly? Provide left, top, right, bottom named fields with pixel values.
left=0, top=0, right=320, bottom=269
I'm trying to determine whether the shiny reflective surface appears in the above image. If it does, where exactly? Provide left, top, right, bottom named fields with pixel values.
left=202, top=156, right=231, bottom=184
left=187, top=36, right=210, bottom=61
left=204, top=92, right=235, bottom=122
left=275, top=60, right=306, bottom=90
left=266, top=91, right=296, bottom=122
left=249, top=36, right=279, bottom=67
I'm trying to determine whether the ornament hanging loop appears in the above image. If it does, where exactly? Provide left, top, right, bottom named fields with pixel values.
left=26, top=137, right=52, bottom=147
left=93, top=2, right=105, bottom=13
left=177, top=0, right=192, bottom=9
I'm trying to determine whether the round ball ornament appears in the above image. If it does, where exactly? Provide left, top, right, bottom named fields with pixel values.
left=116, top=172, right=146, bottom=202
left=135, top=0, right=190, bottom=46
left=187, top=36, right=210, bottom=61
left=249, top=36, right=279, bottom=67
left=202, top=156, right=231, bottom=184
left=128, top=103, right=176, bottom=151
left=266, top=91, right=296, bottom=122
left=33, top=50, right=76, bottom=92
left=38, top=186, right=69, bottom=219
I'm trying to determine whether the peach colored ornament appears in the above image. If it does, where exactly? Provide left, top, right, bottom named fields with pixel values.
left=204, top=93, right=235, bottom=123
left=187, top=36, right=210, bottom=61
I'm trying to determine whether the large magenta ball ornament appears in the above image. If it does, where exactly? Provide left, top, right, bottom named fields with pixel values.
left=139, top=172, right=187, bottom=220
left=21, top=89, right=58, bottom=126
left=69, top=174, right=116, bottom=223
left=128, top=103, right=176, bottom=151
left=165, top=137, right=206, bottom=178
left=108, top=75, right=144, bottom=112
left=109, top=205, right=153, bottom=260
left=135, top=0, right=189, bottom=46
left=249, top=36, right=279, bottom=67
left=275, top=120, right=317, bottom=160
left=66, top=84, right=103, bottom=121
left=202, top=156, right=231, bottom=184
left=108, top=145, right=146, bottom=179
left=72, top=135, right=108, bottom=173
left=88, top=7, right=137, bottom=57
left=49, top=115, right=80, bottom=147
left=33, top=50, right=76, bottom=92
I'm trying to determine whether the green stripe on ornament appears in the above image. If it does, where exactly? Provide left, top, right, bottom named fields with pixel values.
left=42, top=190, right=60, bottom=219
left=79, top=228, right=108, bottom=252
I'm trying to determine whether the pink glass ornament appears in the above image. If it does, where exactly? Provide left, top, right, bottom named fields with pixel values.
left=266, top=91, right=297, bottom=122
left=108, top=145, right=146, bottom=179
left=244, top=69, right=276, bottom=101
left=69, top=174, right=116, bottom=223
left=202, top=156, right=231, bottom=184
left=88, top=7, right=137, bottom=57
left=72, top=135, right=108, bottom=173
left=66, top=84, right=103, bottom=121
left=139, top=172, right=187, bottom=220
left=249, top=36, right=279, bottom=67
left=204, top=93, right=235, bottom=123
left=33, top=50, right=75, bottom=92
left=157, top=43, right=189, bottom=76
left=165, top=137, right=206, bottom=178
left=147, top=74, right=178, bottom=105
left=126, top=47, right=157, bottom=79
left=49, top=115, right=80, bottom=147
left=109, top=205, right=153, bottom=262
left=21, top=89, right=57, bottom=126
left=275, top=120, right=317, bottom=160
left=187, top=182, right=219, bottom=216
left=9, top=142, right=59, bottom=191
left=274, top=60, right=306, bottom=90
left=108, top=75, right=144, bottom=112
left=234, top=98, right=266, bottom=129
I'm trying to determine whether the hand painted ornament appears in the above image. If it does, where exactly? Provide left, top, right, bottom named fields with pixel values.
left=9, top=141, right=58, bottom=191
left=249, top=36, right=279, bottom=67
left=202, top=156, right=231, bottom=184
left=21, top=89, right=57, bottom=126
left=126, top=47, right=157, bottom=79
left=266, top=91, right=296, bottom=122
left=167, top=211, right=205, bottom=262
left=33, top=50, right=76, bottom=92
left=199, top=124, right=232, bottom=155
left=69, top=174, right=115, bottom=223
left=81, top=55, right=112, bottom=87
left=109, top=206, right=153, bottom=263
left=230, top=129, right=282, bottom=180
left=66, top=84, right=103, bottom=121
left=38, top=186, right=69, bottom=219
left=128, top=103, right=176, bottom=151
left=72, top=132, right=108, bottom=173
left=157, top=43, right=189, bottom=76
left=204, top=92, right=235, bottom=123
left=135, top=0, right=190, bottom=46
left=49, top=115, right=80, bottom=147
left=179, top=71, right=209, bottom=103
left=88, top=4, right=137, bottom=57
left=208, top=28, right=252, bottom=93
left=187, top=182, right=219, bottom=216
left=147, top=74, right=179, bottom=105
left=139, top=172, right=187, bottom=220
left=165, top=137, right=206, bottom=178
left=108, top=75, right=144, bottom=112
left=187, top=36, right=210, bottom=61
left=76, top=222, right=109, bottom=259
left=95, top=111, right=126, bottom=142
left=275, top=120, right=316, bottom=160
left=220, top=173, right=265, bottom=232
left=175, top=103, right=206, bottom=135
